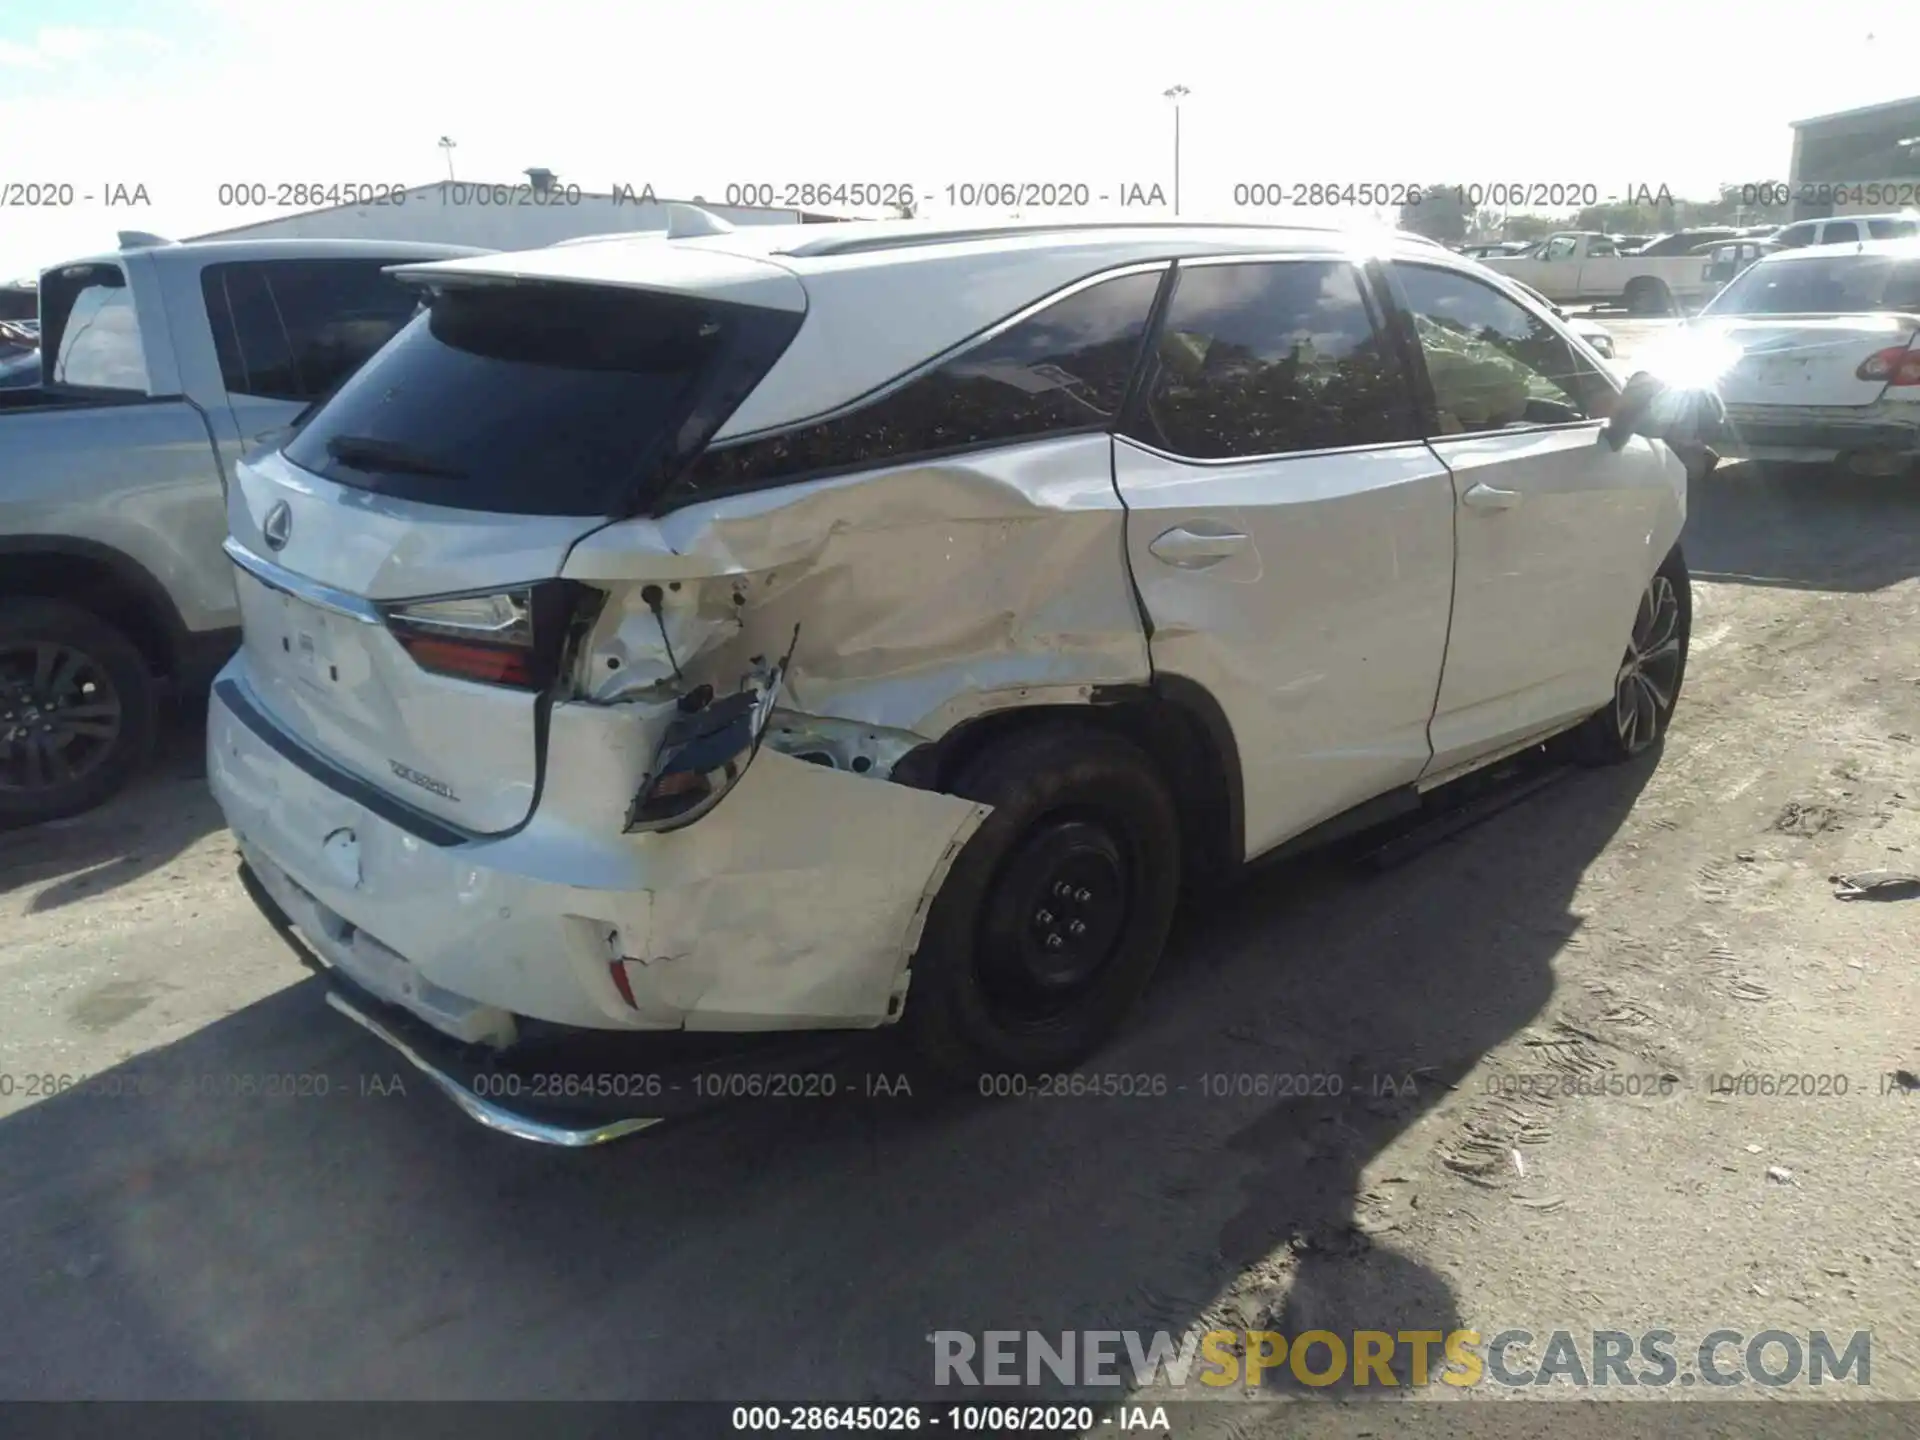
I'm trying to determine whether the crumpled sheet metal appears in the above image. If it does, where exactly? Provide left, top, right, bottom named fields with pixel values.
left=563, top=435, right=1152, bottom=741
left=605, top=750, right=988, bottom=1028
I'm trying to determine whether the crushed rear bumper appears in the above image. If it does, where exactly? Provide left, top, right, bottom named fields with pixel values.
left=237, top=856, right=906, bottom=1146
left=1709, top=403, right=1920, bottom=469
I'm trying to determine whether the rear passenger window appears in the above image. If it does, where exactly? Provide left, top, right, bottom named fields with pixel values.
left=1136, top=261, right=1419, bottom=461
left=203, top=259, right=424, bottom=402
left=1866, top=218, right=1915, bottom=239
left=682, top=268, right=1163, bottom=493
left=1395, top=264, right=1614, bottom=435
left=1822, top=221, right=1861, bottom=245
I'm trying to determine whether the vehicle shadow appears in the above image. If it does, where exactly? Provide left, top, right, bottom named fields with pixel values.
left=1686, top=459, right=1920, bottom=594
left=0, top=748, right=1653, bottom=1402
left=2, top=694, right=221, bottom=910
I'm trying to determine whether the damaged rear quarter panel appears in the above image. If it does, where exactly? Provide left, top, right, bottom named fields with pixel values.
left=559, top=432, right=1153, bottom=741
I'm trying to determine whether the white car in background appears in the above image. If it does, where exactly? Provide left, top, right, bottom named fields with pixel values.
left=1670, top=237, right=1920, bottom=476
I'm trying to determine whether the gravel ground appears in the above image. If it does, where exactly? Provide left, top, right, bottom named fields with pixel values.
left=2, top=427, right=1917, bottom=1427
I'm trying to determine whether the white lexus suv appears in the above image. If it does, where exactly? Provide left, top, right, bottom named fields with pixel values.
left=207, top=211, right=1699, bottom=1143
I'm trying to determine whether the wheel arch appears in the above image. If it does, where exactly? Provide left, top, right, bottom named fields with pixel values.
left=891, top=675, right=1245, bottom=893
left=0, top=536, right=189, bottom=680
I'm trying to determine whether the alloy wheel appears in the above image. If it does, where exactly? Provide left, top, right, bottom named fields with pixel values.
left=0, top=641, right=125, bottom=793
left=1613, top=574, right=1682, bottom=754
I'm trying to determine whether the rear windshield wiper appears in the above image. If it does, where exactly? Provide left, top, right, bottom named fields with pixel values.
left=323, top=434, right=467, bottom=480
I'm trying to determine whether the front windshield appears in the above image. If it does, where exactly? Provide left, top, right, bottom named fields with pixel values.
left=1704, top=253, right=1920, bottom=316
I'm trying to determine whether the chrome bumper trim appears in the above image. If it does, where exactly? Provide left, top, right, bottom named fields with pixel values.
left=325, top=991, right=663, bottom=1148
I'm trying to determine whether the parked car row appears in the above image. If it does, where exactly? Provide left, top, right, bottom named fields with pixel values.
left=1456, top=215, right=1917, bottom=313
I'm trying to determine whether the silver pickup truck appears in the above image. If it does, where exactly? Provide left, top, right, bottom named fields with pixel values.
left=1, top=234, right=483, bottom=826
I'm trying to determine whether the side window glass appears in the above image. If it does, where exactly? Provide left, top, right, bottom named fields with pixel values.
left=1541, top=236, right=1577, bottom=261
left=263, top=260, right=426, bottom=400
left=684, top=268, right=1162, bottom=492
left=1778, top=224, right=1815, bottom=247
left=1140, top=261, right=1419, bottom=461
left=48, top=277, right=148, bottom=391
left=1824, top=221, right=1861, bottom=245
left=203, top=260, right=421, bottom=402
left=1395, top=264, right=1612, bottom=435
left=1586, top=237, right=1617, bottom=257
left=203, top=264, right=297, bottom=399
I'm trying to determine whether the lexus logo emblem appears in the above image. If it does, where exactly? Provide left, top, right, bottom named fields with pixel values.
left=262, top=500, right=292, bottom=551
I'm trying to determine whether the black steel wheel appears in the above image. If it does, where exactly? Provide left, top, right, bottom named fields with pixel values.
left=905, top=724, right=1180, bottom=1080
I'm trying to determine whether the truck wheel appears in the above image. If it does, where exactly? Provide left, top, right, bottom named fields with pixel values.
left=0, top=599, right=156, bottom=828
left=904, top=723, right=1181, bottom=1083
left=1625, top=279, right=1672, bottom=317
left=1564, top=546, right=1691, bottom=765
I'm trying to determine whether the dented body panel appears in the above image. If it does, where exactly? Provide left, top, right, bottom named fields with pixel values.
left=205, top=430, right=1140, bottom=1045
left=563, top=432, right=1152, bottom=750
left=209, top=676, right=986, bottom=1032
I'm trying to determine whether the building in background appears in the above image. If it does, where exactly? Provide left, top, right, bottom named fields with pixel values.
left=1787, top=96, right=1920, bottom=220
left=186, top=169, right=849, bottom=249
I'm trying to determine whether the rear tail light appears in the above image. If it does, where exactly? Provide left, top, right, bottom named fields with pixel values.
left=1855, top=345, right=1920, bottom=386
left=382, top=581, right=592, bottom=691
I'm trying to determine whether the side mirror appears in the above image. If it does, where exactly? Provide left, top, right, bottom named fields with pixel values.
left=1603, top=370, right=1727, bottom=455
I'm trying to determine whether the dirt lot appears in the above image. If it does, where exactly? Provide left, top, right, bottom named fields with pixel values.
left=3, top=333, right=1918, bottom=1423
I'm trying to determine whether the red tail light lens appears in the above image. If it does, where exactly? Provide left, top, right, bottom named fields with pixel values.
left=382, top=581, right=590, bottom=691
left=1855, top=345, right=1920, bottom=386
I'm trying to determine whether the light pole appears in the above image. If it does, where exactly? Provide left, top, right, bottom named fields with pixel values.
left=438, top=136, right=458, bottom=182
left=1163, top=85, right=1189, bottom=216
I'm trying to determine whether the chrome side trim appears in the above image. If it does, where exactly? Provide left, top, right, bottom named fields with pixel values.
left=325, top=992, right=663, bottom=1147
left=223, top=537, right=384, bottom=626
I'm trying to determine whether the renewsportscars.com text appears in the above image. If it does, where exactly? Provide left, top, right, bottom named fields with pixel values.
left=930, top=1327, right=1871, bottom=1389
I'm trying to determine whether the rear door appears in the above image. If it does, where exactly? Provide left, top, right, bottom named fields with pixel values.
left=224, top=259, right=808, bottom=834
left=1112, top=255, right=1456, bottom=860
left=1384, top=260, right=1677, bottom=775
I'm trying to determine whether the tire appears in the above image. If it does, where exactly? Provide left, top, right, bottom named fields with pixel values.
left=1625, top=279, right=1671, bottom=317
left=904, top=723, right=1182, bottom=1082
left=1565, top=546, right=1691, bottom=765
left=0, top=599, right=156, bottom=828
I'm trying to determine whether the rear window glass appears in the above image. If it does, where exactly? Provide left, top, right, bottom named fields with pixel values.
left=284, top=282, right=798, bottom=515
left=1706, top=255, right=1920, bottom=316
left=39, top=263, right=148, bottom=392
left=203, top=259, right=426, bottom=403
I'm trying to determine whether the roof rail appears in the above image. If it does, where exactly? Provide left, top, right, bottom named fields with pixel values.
left=774, top=215, right=1413, bottom=259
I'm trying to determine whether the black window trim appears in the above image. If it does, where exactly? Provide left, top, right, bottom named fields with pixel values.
left=1376, top=258, right=1620, bottom=443
left=653, top=259, right=1177, bottom=515
left=1114, top=251, right=1432, bottom=468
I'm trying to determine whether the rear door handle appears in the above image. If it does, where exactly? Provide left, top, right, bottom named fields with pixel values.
left=1148, top=525, right=1250, bottom=568
left=1462, top=482, right=1522, bottom=512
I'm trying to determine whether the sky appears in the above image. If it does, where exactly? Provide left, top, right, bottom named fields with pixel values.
left=2, top=0, right=1916, bottom=280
